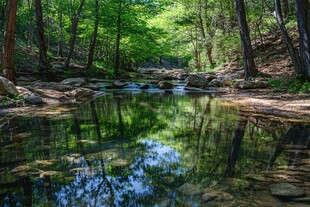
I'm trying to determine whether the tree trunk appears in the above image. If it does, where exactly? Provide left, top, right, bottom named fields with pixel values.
left=86, top=0, right=99, bottom=68
left=198, top=3, right=215, bottom=68
left=27, top=0, right=34, bottom=47
left=58, top=8, right=63, bottom=57
left=114, top=0, right=122, bottom=76
left=295, top=0, right=310, bottom=78
left=282, top=0, right=289, bottom=17
left=65, top=0, right=86, bottom=68
left=2, top=0, right=18, bottom=83
left=274, top=0, right=303, bottom=74
left=235, top=0, right=257, bottom=79
left=35, top=0, right=50, bottom=73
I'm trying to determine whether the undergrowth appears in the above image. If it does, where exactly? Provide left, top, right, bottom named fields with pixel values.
left=268, top=76, right=310, bottom=93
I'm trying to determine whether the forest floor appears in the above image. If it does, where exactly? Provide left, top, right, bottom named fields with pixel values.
left=1, top=29, right=310, bottom=122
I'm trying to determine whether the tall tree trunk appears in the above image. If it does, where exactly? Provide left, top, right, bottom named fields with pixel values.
left=35, top=0, right=50, bottom=73
left=27, top=0, right=34, bottom=47
left=274, top=0, right=303, bottom=74
left=2, top=0, right=18, bottom=83
left=295, top=0, right=310, bottom=79
left=65, top=0, right=86, bottom=68
left=58, top=8, right=63, bottom=57
left=198, top=3, right=215, bottom=68
left=87, top=0, right=99, bottom=68
left=235, top=0, right=257, bottom=79
left=114, top=0, right=122, bottom=76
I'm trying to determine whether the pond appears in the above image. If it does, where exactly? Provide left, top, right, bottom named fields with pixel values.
left=0, top=91, right=310, bottom=207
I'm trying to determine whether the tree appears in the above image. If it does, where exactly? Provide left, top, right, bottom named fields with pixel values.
left=114, top=0, right=122, bottom=75
left=295, top=0, right=310, bottom=79
left=35, top=0, right=50, bottom=73
left=2, top=0, right=18, bottom=83
left=65, top=0, right=86, bottom=69
left=235, top=0, right=257, bottom=79
left=274, top=0, right=302, bottom=74
left=86, top=0, right=100, bottom=68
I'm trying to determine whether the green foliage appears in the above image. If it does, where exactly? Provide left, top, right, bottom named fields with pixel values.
left=268, top=76, right=310, bottom=93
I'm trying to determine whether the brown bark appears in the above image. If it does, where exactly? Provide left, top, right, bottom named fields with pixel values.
left=295, top=0, right=310, bottom=78
left=235, top=0, right=258, bottom=79
left=2, top=0, right=18, bottom=83
left=198, top=2, right=215, bottom=68
left=87, top=0, right=99, bottom=68
left=27, top=0, right=34, bottom=47
left=35, top=0, right=50, bottom=72
left=274, top=0, right=303, bottom=74
left=65, top=0, right=86, bottom=68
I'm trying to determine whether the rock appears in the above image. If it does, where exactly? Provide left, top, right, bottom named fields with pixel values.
left=203, top=189, right=234, bottom=202
left=30, top=82, right=73, bottom=92
left=158, top=81, right=175, bottom=89
left=65, top=88, right=94, bottom=101
left=11, top=165, right=31, bottom=173
left=178, top=183, right=202, bottom=196
left=292, top=197, right=310, bottom=203
left=184, top=86, right=203, bottom=91
left=234, top=80, right=268, bottom=89
left=61, top=78, right=86, bottom=87
left=111, top=159, right=130, bottom=168
left=205, top=75, right=217, bottom=82
left=285, top=202, right=310, bottom=207
left=89, top=78, right=106, bottom=83
left=158, top=74, right=178, bottom=81
left=139, top=84, right=150, bottom=89
left=83, top=83, right=100, bottom=90
left=185, top=74, right=209, bottom=88
left=23, top=95, right=43, bottom=105
left=269, top=183, right=306, bottom=198
left=112, top=81, right=128, bottom=89
left=0, top=76, right=19, bottom=96
left=93, top=91, right=108, bottom=98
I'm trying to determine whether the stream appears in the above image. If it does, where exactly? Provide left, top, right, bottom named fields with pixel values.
left=0, top=91, right=310, bottom=206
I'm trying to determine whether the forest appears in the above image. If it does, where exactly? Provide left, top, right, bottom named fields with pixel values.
left=1, top=0, right=310, bottom=207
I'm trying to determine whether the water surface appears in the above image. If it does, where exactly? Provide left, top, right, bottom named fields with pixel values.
left=0, top=92, right=309, bottom=206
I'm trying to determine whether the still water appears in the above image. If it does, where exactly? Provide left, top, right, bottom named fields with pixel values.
left=0, top=92, right=309, bottom=206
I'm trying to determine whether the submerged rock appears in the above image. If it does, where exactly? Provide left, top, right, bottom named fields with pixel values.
left=178, top=183, right=202, bottom=196
left=269, top=183, right=305, bottom=198
left=0, top=76, right=19, bottom=96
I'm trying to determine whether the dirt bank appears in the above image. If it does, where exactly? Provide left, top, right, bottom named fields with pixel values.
left=221, top=89, right=310, bottom=122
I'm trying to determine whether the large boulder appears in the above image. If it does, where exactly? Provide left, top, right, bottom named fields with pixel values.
left=269, top=183, right=305, bottom=198
left=234, top=80, right=268, bottom=89
left=186, top=74, right=209, bottom=88
left=61, top=78, right=86, bottom=87
left=65, top=88, right=94, bottom=101
left=0, top=76, right=19, bottom=96
left=158, top=81, right=175, bottom=89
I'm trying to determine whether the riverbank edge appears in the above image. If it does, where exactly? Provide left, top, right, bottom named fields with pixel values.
left=1, top=84, right=310, bottom=123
